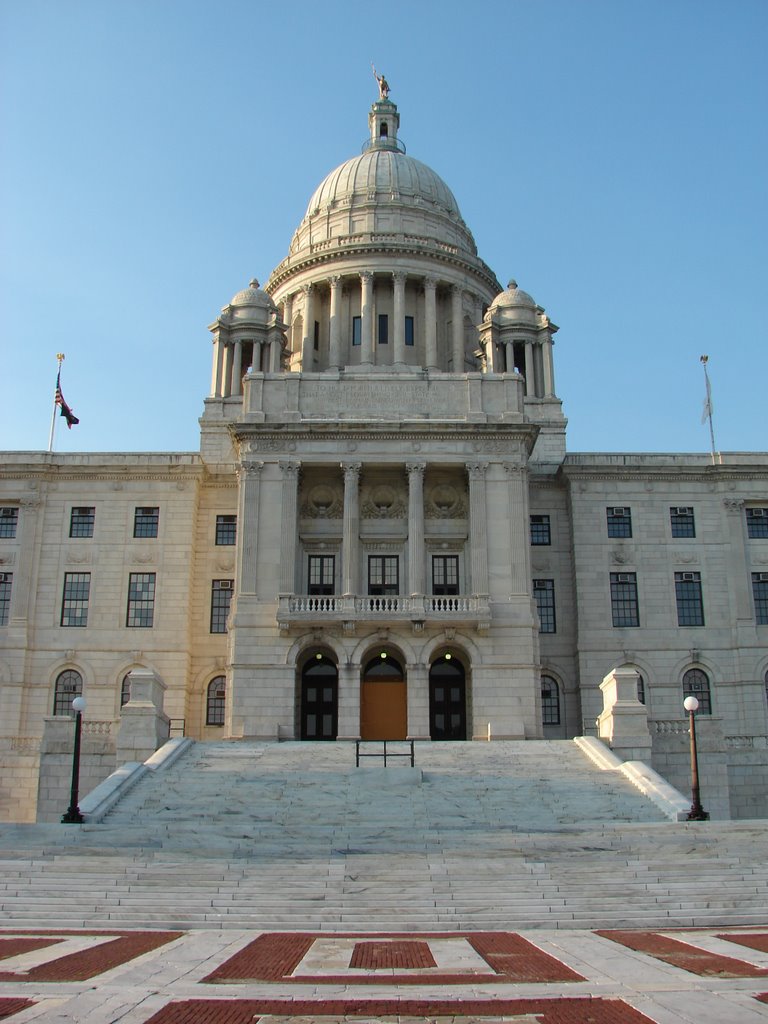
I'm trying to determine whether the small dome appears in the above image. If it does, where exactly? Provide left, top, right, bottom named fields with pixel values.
left=488, top=279, right=541, bottom=326
left=230, top=279, right=273, bottom=308
left=225, top=278, right=276, bottom=325
left=494, top=279, right=537, bottom=309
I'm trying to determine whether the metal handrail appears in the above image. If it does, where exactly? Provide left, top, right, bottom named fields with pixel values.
left=355, top=739, right=415, bottom=767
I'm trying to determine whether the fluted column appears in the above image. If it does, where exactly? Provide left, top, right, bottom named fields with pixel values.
left=328, top=275, right=342, bottom=368
left=451, top=285, right=464, bottom=373
left=505, top=462, right=530, bottom=593
left=360, top=272, right=373, bottom=364
left=279, top=461, right=301, bottom=593
left=236, top=462, right=263, bottom=594
left=424, top=277, right=437, bottom=369
left=524, top=341, right=535, bottom=395
left=393, top=271, right=406, bottom=363
left=406, top=462, right=426, bottom=596
left=301, top=284, right=314, bottom=371
left=341, top=462, right=361, bottom=596
left=466, top=463, right=489, bottom=597
left=222, top=343, right=233, bottom=397
left=231, top=341, right=243, bottom=395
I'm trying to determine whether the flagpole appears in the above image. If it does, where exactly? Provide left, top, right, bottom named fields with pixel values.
left=48, top=353, right=65, bottom=453
left=700, top=355, right=720, bottom=466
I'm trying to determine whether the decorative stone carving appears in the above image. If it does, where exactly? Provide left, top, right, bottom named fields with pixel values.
left=424, top=483, right=467, bottom=519
left=300, top=483, right=343, bottom=519
left=361, top=483, right=407, bottom=519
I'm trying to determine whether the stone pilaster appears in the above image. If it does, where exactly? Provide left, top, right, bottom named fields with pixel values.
left=301, top=284, right=314, bottom=371
left=406, top=661, right=430, bottom=740
left=724, top=498, right=752, bottom=621
left=336, top=660, right=361, bottom=740
left=393, top=271, right=406, bottom=363
left=341, top=462, right=361, bottom=596
left=236, top=462, right=263, bottom=594
left=360, top=272, right=373, bottom=363
left=279, top=461, right=301, bottom=594
left=406, top=462, right=426, bottom=596
left=466, top=463, right=489, bottom=597
left=451, top=285, right=463, bottom=373
left=424, top=277, right=437, bottom=369
left=505, top=461, right=530, bottom=593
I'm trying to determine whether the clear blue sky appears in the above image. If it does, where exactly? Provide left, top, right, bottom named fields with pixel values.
left=1, top=0, right=765, bottom=455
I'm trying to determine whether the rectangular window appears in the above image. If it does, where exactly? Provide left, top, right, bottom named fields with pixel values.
left=70, top=506, right=95, bottom=538
left=215, top=514, right=237, bottom=546
left=610, top=572, right=639, bottom=627
left=404, top=315, right=415, bottom=346
left=0, top=507, right=18, bottom=539
left=352, top=315, right=362, bottom=346
left=606, top=507, right=632, bottom=538
left=127, top=572, right=156, bottom=628
left=313, top=319, right=320, bottom=351
left=432, top=555, right=459, bottom=595
left=377, top=313, right=389, bottom=344
left=61, top=572, right=90, bottom=627
left=670, top=506, right=695, bottom=538
left=530, top=514, right=551, bottom=546
left=675, top=571, right=704, bottom=626
left=308, top=555, right=335, bottom=595
left=210, top=579, right=233, bottom=633
left=133, top=506, right=159, bottom=538
left=533, top=579, right=556, bottom=633
left=0, top=572, right=12, bottom=626
left=746, top=507, right=768, bottom=539
left=753, top=573, right=768, bottom=625
left=368, top=555, right=399, bottom=596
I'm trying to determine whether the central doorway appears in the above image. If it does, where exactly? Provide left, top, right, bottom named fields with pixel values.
left=360, top=653, right=407, bottom=740
left=429, top=655, right=467, bottom=740
left=300, top=655, right=338, bottom=740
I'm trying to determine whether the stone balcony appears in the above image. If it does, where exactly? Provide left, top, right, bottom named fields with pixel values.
left=277, top=593, right=491, bottom=633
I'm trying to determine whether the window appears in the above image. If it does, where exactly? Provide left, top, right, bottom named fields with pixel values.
left=352, top=315, right=362, bottom=346
left=637, top=674, right=646, bottom=705
left=405, top=316, right=414, bottom=346
left=432, top=555, right=459, bottom=595
left=0, top=507, right=18, bottom=539
left=746, top=507, right=768, bottom=539
left=541, top=675, right=560, bottom=725
left=206, top=676, right=226, bottom=726
left=533, top=579, right=556, bottom=633
left=0, top=572, right=12, bottom=626
left=127, top=572, right=156, bottom=627
left=210, top=579, right=233, bottom=633
left=60, top=572, right=90, bottom=627
left=530, top=514, right=551, bottom=546
left=675, top=571, right=704, bottom=626
left=670, top=506, right=695, bottom=538
left=610, top=572, right=639, bottom=627
left=377, top=313, right=388, bottom=344
left=53, top=669, right=82, bottom=716
left=753, top=573, right=768, bottom=625
left=134, top=506, right=159, bottom=538
left=121, top=674, right=131, bottom=707
left=683, top=668, right=712, bottom=715
left=215, top=515, right=237, bottom=546
left=70, top=506, right=95, bottom=538
left=607, top=507, right=632, bottom=538
left=368, top=555, right=399, bottom=596
left=308, top=555, right=335, bottom=595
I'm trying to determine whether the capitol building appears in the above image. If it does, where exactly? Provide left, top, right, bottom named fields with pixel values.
left=2, top=89, right=768, bottom=822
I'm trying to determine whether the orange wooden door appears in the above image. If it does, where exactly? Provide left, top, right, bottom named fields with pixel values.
left=360, top=680, right=407, bottom=740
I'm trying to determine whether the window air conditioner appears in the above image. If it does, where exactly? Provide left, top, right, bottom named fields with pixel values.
left=682, top=572, right=696, bottom=581
left=617, top=573, right=632, bottom=582
left=0, top=573, right=8, bottom=582
left=751, top=509, right=765, bottom=518
left=218, top=580, right=232, bottom=589
left=612, top=507, right=627, bottom=516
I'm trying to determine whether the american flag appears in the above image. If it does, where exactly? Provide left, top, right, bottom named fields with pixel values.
left=55, top=371, right=79, bottom=428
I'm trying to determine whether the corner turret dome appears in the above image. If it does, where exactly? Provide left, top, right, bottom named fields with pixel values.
left=225, top=279, right=276, bottom=324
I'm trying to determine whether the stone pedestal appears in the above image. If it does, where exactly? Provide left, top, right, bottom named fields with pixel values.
left=597, top=667, right=652, bottom=762
left=117, top=669, right=169, bottom=765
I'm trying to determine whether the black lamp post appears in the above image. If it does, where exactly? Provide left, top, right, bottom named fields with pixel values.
left=61, top=695, right=86, bottom=824
left=683, top=695, right=709, bottom=821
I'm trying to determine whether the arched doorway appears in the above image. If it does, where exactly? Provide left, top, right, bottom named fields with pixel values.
left=300, top=654, right=338, bottom=740
left=360, top=652, right=407, bottom=740
left=429, top=655, right=467, bottom=740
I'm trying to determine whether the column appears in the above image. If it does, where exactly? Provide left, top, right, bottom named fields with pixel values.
left=252, top=340, right=263, bottom=374
left=300, top=284, right=314, bottom=371
left=451, top=285, right=464, bottom=373
left=360, top=272, right=373, bottom=364
left=279, top=461, right=301, bottom=594
left=231, top=340, right=243, bottom=395
left=466, top=463, right=489, bottom=597
left=336, top=661, right=361, bottom=740
left=283, top=294, right=294, bottom=361
left=424, top=277, right=438, bottom=369
left=505, top=461, right=530, bottom=593
left=393, top=271, right=406, bottom=363
left=236, top=462, right=263, bottom=594
left=505, top=341, right=515, bottom=374
left=222, top=343, right=233, bottom=397
left=328, top=275, right=342, bottom=368
left=269, top=334, right=281, bottom=372
left=406, top=462, right=426, bottom=596
left=542, top=336, right=555, bottom=396
left=341, top=462, right=361, bottom=596
left=524, top=341, right=535, bottom=395
left=211, top=337, right=224, bottom=396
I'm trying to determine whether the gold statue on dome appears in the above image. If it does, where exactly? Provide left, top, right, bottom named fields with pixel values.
left=371, top=64, right=390, bottom=100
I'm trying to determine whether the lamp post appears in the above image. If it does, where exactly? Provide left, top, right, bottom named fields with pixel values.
left=61, top=696, right=86, bottom=824
left=683, top=695, right=709, bottom=821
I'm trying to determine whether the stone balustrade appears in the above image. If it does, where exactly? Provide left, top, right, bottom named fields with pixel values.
left=280, top=593, right=490, bottom=630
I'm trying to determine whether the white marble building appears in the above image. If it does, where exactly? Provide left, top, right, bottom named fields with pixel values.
left=2, top=92, right=768, bottom=821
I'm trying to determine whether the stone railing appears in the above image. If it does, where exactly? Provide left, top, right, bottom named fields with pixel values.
left=280, top=593, right=490, bottom=630
left=82, top=720, right=114, bottom=737
left=651, top=719, right=689, bottom=736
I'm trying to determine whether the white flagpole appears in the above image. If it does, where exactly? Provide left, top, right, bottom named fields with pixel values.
left=48, top=353, right=65, bottom=453
left=700, top=355, right=720, bottom=465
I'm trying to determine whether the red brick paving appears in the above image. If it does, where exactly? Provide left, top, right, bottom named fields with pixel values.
left=0, top=1000, right=36, bottom=1021
left=350, top=940, right=436, bottom=969
left=596, top=929, right=768, bottom=978
left=716, top=932, right=768, bottom=954
left=143, top=996, right=657, bottom=1023
left=0, top=931, right=182, bottom=982
left=0, top=937, right=62, bottom=961
left=203, top=931, right=584, bottom=985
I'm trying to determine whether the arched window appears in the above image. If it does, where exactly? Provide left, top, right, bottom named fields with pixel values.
left=541, top=675, right=560, bottom=726
left=637, top=674, right=646, bottom=705
left=682, top=668, right=711, bottom=715
left=53, top=669, right=82, bottom=716
left=764, top=670, right=768, bottom=708
left=206, top=676, right=226, bottom=726
left=120, top=674, right=132, bottom=707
